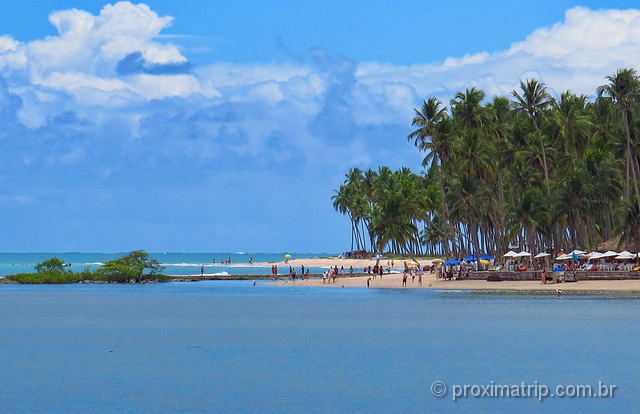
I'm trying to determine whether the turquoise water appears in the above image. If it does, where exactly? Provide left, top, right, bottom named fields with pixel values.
left=0, top=282, right=636, bottom=413
left=0, top=252, right=336, bottom=277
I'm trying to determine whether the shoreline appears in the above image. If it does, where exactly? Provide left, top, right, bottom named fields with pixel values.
left=270, top=272, right=640, bottom=292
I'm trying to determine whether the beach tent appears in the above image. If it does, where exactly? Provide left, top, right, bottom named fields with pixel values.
left=533, top=252, right=551, bottom=259
left=464, top=254, right=478, bottom=262
left=503, top=251, right=518, bottom=258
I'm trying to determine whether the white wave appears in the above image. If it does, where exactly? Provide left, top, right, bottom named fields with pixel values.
left=173, top=272, right=230, bottom=277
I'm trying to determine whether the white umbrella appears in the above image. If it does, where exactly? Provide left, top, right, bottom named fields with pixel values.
left=556, top=254, right=573, bottom=260
left=584, top=251, right=602, bottom=259
left=503, top=251, right=518, bottom=257
left=571, top=249, right=587, bottom=255
left=533, top=252, right=550, bottom=259
left=615, top=251, right=636, bottom=260
left=601, top=251, right=620, bottom=258
left=515, top=251, right=531, bottom=257
left=588, top=253, right=605, bottom=260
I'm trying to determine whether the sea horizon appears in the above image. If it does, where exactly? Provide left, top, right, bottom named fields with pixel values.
left=0, top=252, right=340, bottom=278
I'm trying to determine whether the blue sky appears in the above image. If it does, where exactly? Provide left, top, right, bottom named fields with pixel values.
left=0, top=1, right=639, bottom=253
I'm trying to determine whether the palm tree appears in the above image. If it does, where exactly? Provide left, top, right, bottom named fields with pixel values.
left=451, top=87, right=488, bottom=129
left=512, top=79, right=554, bottom=195
left=408, top=97, right=448, bottom=146
left=598, top=68, right=640, bottom=211
left=549, top=91, right=592, bottom=160
left=509, top=188, right=547, bottom=255
left=409, top=99, right=456, bottom=255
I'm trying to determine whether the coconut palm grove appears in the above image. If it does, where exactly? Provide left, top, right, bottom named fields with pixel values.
left=332, top=68, right=640, bottom=257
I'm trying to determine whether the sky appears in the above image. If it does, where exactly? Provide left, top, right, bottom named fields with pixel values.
left=0, top=1, right=639, bottom=253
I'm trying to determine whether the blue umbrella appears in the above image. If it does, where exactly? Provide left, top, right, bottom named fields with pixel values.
left=444, top=259, right=461, bottom=265
left=552, top=267, right=564, bottom=272
left=464, top=254, right=478, bottom=262
left=480, top=254, right=495, bottom=260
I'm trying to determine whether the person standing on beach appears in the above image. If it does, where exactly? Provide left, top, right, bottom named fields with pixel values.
left=367, top=277, right=370, bottom=288
left=418, top=273, right=423, bottom=287
left=200, top=265, right=205, bottom=276
left=402, top=273, right=407, bottom=287
left=301, top=265, right=305, bottom=275
left=291, top=269, right=297, bottom=281
left=323, top=270, right=328, bottom=284
left=349, top=266, right=353, bottom=276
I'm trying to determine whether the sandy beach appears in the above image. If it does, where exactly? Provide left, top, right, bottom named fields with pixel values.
left=274, top=272, right=640, bottom=291
left=259, top=256, right=416, bottom=270
left=265, top=257, right=640, bottom=291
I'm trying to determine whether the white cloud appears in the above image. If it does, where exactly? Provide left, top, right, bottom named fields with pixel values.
left=2, top=5, right=640, bottom=172
left=0, top=35, right=20, bottom=53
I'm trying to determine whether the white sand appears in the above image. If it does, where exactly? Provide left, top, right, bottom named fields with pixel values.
left=273, top=269, right=640, bottom=291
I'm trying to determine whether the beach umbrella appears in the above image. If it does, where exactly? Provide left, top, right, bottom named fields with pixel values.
left=588, top=253, right=605, bottom=260
left=503, top=251, right=518, bottom=257
left=284, top=254, right=291, bottom=259
left=552, top=267, right=564, bottom=272
left=533, top=252, right=551, bottom=259
left=479, top=259, right=490, bottom=265
left=556, top=254, right=573, bottom=260
left=479, top=254, right=495, bottom=260
left=615, top=251, right=636, bottom=260
left=571, top=249, right=587, bottom=255
left=515, top=251, right=531, bottom=257
left=584, top=251, right=602, bottom=259
left=464, top=254, right=478, bottom=262
left=601, top=251, right=619, bottom=258
left=443, top=259, right=461, bottom=265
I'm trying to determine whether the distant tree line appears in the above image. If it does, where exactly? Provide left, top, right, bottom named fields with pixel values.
left=333, top=68, right=640, bottom=257
left=5, top=251, right=169, bottom=284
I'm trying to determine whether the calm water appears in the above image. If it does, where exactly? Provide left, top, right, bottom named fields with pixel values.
left=0, top=282, right=637, bottom=413
left=0, top=252, right=337, bottom=277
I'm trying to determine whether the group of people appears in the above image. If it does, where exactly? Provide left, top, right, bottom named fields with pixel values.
left=322, top=265, right=349, bottom=284
left=401, top=272, right=423, bottom=287
left=213, top=258, right=233, bottom=265
left=365, top=265, right=387, bottom=278
left=290, top=267, right=311, bottom=281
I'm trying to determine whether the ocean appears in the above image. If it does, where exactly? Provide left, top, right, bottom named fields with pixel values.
left=0, top=280, right=636, bottom=413
left=0, top=252, right=336, bottom=278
